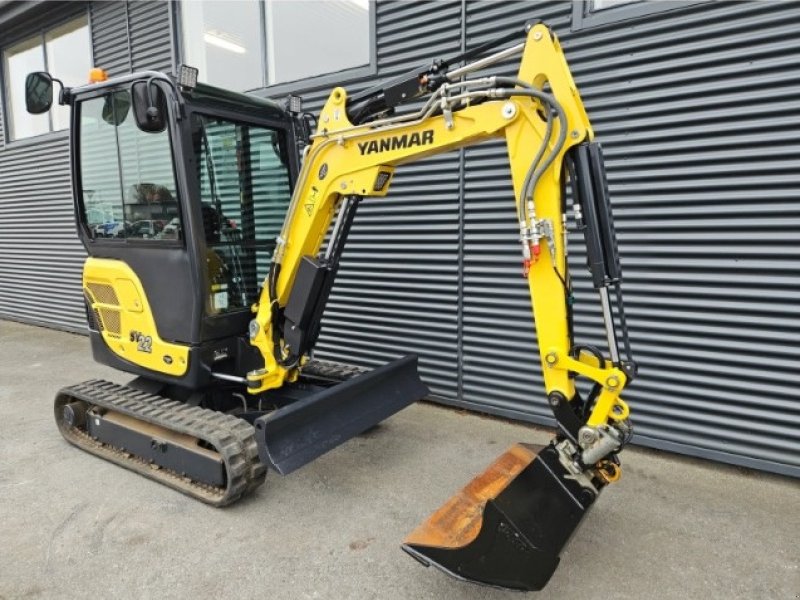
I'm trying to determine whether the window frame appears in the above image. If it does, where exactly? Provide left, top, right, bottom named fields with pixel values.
left=572, top=0, right=708, bottom=31
left=173, top=0, right=377, bottom=97
left=0, top=7, right=93, bottom=146
left=186, top=106, right=296, bottom=315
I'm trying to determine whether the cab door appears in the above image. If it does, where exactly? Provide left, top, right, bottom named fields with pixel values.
left=182, top=110, right=294, bottom=342
left=74, top=85, right=202, bottom=347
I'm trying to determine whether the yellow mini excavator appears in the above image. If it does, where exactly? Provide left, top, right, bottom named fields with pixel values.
left=25, top=21, right=636, bottom=591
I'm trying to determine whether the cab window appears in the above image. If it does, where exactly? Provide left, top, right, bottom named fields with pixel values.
left=191, top=113, right=292, bottom=314
left=78, top=89, right=180, bottom=240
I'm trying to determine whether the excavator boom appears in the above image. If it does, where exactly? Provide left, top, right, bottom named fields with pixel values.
left=243, top=21, right=635, bottom=589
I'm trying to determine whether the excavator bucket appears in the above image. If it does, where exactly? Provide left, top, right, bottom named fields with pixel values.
left=403, top=442, right=598, bottom=591
left=255, top=355, right=428, bottom=474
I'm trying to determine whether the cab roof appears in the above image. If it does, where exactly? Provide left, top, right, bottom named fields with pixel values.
left=183, top=82, right=289, bottom=122
left=70, top=70, right=290, bottom=122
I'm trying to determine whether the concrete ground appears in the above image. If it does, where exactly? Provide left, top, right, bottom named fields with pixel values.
left=0, top=319, right=797, bottom=600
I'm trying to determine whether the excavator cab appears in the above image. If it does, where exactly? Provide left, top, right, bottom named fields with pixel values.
left=51, top=69, right=302, bottom=384
left=26, top=69, right=306, bottom=383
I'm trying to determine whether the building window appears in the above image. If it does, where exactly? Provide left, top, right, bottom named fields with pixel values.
left=180, top=0, right=373, bottom=92
left=181, top=0, right=264, bottom=92
left=2, top=15, right=91, bottom=141
left=591, top=0, right=642, bottom=9
left=572, top=0, right=702, bottom=30
left=264, top=0, right=371, bottom=85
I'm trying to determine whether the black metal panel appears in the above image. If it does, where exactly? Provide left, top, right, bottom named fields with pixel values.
left=90, top=1, right=131, bottom=76
left=127, top=0, right=173, bottom=73
left=86, top=411, right=226, bottom=486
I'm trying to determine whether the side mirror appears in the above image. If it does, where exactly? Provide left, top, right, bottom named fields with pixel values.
left=25, top=71, right=53, bottom=114
left=132, top=80, right=167, bottom=133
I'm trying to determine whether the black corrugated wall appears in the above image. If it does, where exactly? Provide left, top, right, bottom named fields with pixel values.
left=0, top=1, right=173, bottom=332
left=0, top=0, right=797, bottom=477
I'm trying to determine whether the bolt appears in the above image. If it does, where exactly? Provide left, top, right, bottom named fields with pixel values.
left=606, top=376, right=620, bottom=390
left=571, top=130, right=580, bottom=139
left=579, top=427, right=598, bottom=445
left=545, top=352, right=558, bottom=366
left=501, top=102, right=516, bottom=119
left=533, top=31, right=543, bottom=41
left=340, top=182, right=347, bottom=190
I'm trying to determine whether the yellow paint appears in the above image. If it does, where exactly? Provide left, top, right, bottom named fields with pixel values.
left=596, top=460, right=621, bottom=483
left=83, top=257, right=189, bottom=376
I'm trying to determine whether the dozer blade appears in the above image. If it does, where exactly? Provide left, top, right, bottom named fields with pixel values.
left=403, top=442, right=598, bottom=591
left=255, top=355, right=428, bottom=475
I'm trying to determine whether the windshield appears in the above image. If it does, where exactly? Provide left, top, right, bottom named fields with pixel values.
left=191, top=114, right=292, bottom=314
left=78, top=89, right=180, bottom=240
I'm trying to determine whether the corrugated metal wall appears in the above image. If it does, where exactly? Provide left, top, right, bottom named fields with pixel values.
left=0, top=1, right=173, bottom=332
left=0, top=5, right=86, bottom=331
left=0, top=0, right=797, bottom=477
left=315, top=0, right=465, bottom=399
left=315, top=0, right=800, bottom=478
left=560, top=0, right=800, bottom=477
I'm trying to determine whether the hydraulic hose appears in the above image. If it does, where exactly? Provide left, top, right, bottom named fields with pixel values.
left=493, top=77, right=568, bottom=224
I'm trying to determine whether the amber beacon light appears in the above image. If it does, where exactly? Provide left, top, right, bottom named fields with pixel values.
left=88, top=68, right=108, bottom=83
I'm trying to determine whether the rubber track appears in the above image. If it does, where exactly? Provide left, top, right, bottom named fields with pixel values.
left=302, top=359, right=367, bottom=382
left=55, top=380, right=266, bottom=507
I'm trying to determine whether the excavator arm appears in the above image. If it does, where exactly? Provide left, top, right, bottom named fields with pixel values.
left=248, top=21, right=636, bottom=590
left=250, top=21, right=634, bottom=456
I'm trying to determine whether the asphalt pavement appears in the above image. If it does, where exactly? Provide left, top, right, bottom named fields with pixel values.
left=0, top=319, right=797, bottom=599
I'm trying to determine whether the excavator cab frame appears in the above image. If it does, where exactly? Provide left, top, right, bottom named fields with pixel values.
left=60, top=71, right=310, bottom=389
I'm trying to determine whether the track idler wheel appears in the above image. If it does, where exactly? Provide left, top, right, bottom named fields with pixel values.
left=61, top=400, right=88, bottom=428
